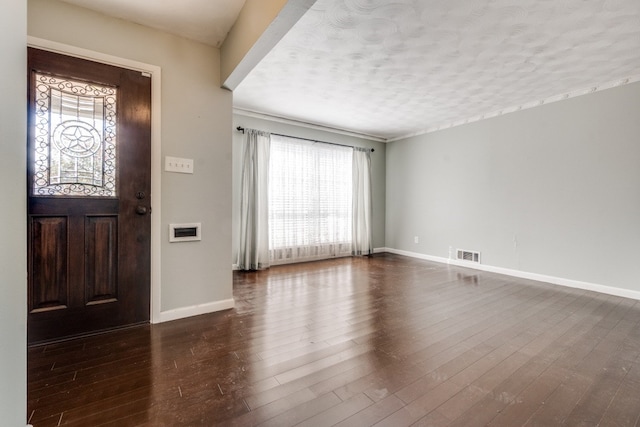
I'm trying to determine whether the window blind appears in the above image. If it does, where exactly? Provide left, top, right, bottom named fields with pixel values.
left=268, top=134, right=353, bottom=264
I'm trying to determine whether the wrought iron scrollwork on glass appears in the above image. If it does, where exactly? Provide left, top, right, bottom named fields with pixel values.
left=32, top=73, right=117, bottom=197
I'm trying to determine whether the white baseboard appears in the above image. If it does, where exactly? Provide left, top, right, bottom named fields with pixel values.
left=383, top=247, right=640, bottom=301
left=233, top=249, right=386, bottom=270
left=381, top=247, right=446, bottom=263
left=155, top=298, right=235, bottom=323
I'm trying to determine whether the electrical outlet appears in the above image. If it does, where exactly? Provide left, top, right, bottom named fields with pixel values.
left=165, top=156, right=194, bottom=174
left=414, top=236, right=419, bottom=244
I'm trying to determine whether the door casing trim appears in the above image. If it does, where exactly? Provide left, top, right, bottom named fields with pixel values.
left=27, top=36, right=163, bottom=324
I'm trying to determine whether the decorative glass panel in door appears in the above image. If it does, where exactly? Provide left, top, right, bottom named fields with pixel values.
left=32, top=73, right=117, bottom=197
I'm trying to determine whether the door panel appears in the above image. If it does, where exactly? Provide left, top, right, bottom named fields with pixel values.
left=27, top=48, right=151, bottom=344
left=85, top=215, right=118, bottom=305
left=29, top=216, right=68, bottom=312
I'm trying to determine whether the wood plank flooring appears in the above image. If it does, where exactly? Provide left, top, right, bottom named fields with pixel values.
left=27, top=253, right=640, bottom=426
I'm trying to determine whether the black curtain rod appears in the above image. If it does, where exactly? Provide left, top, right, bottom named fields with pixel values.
left=236, top=126, right=374, bottom=152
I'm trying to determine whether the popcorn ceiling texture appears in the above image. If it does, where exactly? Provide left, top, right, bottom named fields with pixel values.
left=233, top=0, right=640, bottom=140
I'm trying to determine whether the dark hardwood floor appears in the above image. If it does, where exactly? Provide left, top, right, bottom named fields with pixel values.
left=27, top=253, right=640, bottom=426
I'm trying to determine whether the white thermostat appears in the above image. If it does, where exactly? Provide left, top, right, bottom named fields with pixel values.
left=169, top=223, right=201, bottom=242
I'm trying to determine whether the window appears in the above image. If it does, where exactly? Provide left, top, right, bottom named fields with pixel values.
left=268, top=135, right=353, bottom=264
left=32, top=73, right=117, bottom=197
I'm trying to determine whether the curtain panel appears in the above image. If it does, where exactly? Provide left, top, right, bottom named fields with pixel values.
left=237, top=129, right=271, bottom=270
left=352, top=147, right=373, bottom=256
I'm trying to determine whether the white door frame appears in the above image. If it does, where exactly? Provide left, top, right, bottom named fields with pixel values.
left=27, top=37, right=163, bottom=324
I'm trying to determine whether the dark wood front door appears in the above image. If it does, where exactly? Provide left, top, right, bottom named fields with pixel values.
left=27, top=48, right=152, bottom=344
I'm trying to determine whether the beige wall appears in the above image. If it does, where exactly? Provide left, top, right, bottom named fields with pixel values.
left=28, top=0, right=234, bottom=314
left=0, top=0, right=27, bottom=424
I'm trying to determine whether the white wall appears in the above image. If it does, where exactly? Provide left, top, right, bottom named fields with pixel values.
left=386, top=82, right=640, bottom=293
left=232, top=114, right=386, bottom=263
left=0, top=0, right=27, bottom=424
left=28, top=0, right=233, bottom=315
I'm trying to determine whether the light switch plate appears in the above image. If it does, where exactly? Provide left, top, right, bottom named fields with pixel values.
left=165, top=156, right=194, bottom=174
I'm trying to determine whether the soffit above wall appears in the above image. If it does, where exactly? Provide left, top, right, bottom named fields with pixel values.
left=233, top=0, right=640, bottom=140
left=59, top=0, right=247, bottom=47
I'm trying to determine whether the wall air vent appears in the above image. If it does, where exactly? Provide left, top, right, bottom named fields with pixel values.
left=457, top=249, right=480, bottom=264
left=169, top=223, right=201, bottom=243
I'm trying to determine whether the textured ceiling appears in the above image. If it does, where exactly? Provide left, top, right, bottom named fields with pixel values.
left=59, top=0, right=247, bottom=47
left=234, top=0, right=640, bottom=140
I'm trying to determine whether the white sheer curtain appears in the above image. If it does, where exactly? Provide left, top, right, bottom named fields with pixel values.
left=352, top=148, right=373, bottom=256
left=237, top=129, right=271, bottom=270
left=269, top=135, right=353, bottom=264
